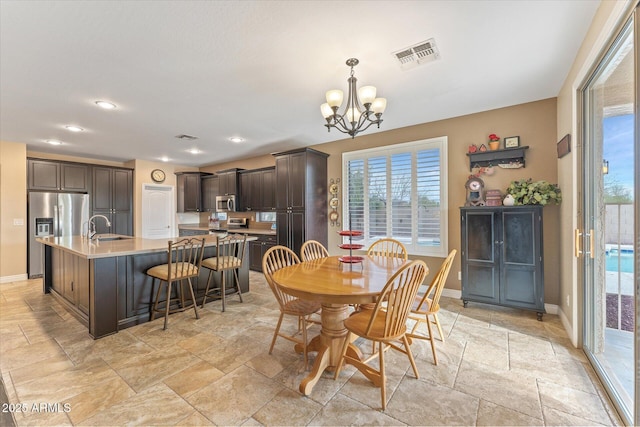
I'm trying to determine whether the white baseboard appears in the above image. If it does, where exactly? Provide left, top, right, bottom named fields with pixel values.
left=0, top=274, right=28, bottom=284
left=544, top=303, right=559, bottom=315
left=557, top=306, right=576, bottom=346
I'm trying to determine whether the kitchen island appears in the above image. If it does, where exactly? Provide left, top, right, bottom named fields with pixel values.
left=37, top=234, right=256, bottom=338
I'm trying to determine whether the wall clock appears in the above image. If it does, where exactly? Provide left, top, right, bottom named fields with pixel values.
left=151, top=169, right=166, bottom=183
left=465, top=176, right=485, bottom=206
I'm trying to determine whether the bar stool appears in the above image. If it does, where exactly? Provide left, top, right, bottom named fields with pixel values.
left=146, top=237, right=204, bottom=330
left=201, top=233, right=246, bottom=312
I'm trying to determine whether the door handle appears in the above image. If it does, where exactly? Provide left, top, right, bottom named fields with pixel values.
left=574, top=229, right=595, bottom=259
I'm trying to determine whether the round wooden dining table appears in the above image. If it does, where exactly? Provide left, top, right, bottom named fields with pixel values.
left=271, top=255, right=409, bottom=395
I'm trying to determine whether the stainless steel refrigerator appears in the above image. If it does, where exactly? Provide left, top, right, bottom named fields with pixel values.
left=28, top=192, right=90, bottom=278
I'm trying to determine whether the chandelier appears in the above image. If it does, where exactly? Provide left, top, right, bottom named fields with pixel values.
left=320, top=58, right=387, bottom=138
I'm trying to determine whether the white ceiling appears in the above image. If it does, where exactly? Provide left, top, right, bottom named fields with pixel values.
left=0, top=0, right=600, bottom=167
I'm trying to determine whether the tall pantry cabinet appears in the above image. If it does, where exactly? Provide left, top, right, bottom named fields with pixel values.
left=274, top=148, right=328, bottom=255
left=92, top=167, right=133, bottom=235
left=460, top=206, right=545, bottom=319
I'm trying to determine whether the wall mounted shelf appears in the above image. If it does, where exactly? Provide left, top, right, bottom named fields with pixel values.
left=466, top=146, right=529, bottom=171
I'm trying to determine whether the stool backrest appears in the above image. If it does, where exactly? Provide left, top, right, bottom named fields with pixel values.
left=213, top=233, right=247, bottom=270
left=168, top=237, right=206, bottom=279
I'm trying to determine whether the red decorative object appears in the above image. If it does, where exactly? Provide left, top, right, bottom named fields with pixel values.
left=338, top=230, right=363, bottom=236
left=339, top=243, right=364, bottom=250
left=468, top=144, right=477, bottom=153
left=488, top=133, right=500, bottom=141
left=337, top=230, right=364, bottom=266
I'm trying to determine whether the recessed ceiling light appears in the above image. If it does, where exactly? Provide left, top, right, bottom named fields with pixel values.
left=65, top=125, right=83, bottom=132
left=95, top=100, right=116, bottom=110
left=160, top=156, right=169, bottom=162
left=187, top=148, right=201, bottom=154
left=46, top=140, right=62, bottom=145
left=229, top=137, right=244, bottom=143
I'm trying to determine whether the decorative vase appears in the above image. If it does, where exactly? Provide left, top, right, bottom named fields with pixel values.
left=503, top=194, right=515, bottom=206
left=489, top=141, right=500, bottom=150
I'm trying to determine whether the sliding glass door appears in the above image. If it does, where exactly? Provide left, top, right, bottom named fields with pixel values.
left=581, top=9, right=637, bottom=425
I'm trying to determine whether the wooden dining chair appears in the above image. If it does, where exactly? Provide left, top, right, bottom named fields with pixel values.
left=367, top=238, right=408, bottom=260
left=334, top=260, right=428, bottom=410
left=146, top=237, right=204, bottom=330
left=263, top=245, right=321, bottom=369
left=359, top=238, right=409, bottom=314
left=300, top=240, right=329, bottom=261
left=201, top=233, right=246, bottom=312
left=407, top=249, right=456, bottom=365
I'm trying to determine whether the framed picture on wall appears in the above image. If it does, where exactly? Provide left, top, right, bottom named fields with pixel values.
left=504, top=136, right=520, bottom=148
left=557, top=134, right=571, bottom=158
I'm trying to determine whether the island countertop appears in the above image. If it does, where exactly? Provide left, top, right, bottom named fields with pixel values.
left=36, top=234, right=258, bottom=260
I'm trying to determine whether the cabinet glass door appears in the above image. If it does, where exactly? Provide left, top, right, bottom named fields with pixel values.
left=581, top=12, right=636, bottom=425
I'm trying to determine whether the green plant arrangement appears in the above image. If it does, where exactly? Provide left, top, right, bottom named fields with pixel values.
left=506, top=179, right=562, bottom=205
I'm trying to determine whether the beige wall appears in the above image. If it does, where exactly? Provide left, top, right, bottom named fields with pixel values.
left=206, top=98, right=562, bottom=304
left=555, top=0, right=632, bottom=344
left=0, top=141, right=27, bottom=281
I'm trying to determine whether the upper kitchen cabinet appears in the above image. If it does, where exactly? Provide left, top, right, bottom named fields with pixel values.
left=201, top=175, right=219, bottom=212
left=92, top=166, right=133, bottom=235
left=273, top=148, right=328, bottom=254
left=176, top=172, right=211, bottom=213
left=28, top=159, right=89, bottom=192
left=216, top=168, right=242, bottom=196
left=261, top=167, right=276, bottom=210
left=239, top=167, right=276, bottom=211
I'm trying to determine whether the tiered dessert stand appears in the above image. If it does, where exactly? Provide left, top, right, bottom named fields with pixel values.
left=338, top=230, right=363, bottom=269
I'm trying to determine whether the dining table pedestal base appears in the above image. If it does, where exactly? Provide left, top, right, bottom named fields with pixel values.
left=297, top=303, right=364, bottom=395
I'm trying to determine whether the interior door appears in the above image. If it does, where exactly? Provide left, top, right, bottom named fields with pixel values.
left=581, top=12, right=636, bottom=425
left=142, top=184, right=174, bottom=239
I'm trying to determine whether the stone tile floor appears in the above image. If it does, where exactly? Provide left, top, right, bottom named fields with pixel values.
left=0, top=272, right=624, bottom=426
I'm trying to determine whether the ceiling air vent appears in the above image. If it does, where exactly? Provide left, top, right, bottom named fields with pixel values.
left=175, top=134, right=198, bottom=141
left=393, top=38, right=440, bottom=70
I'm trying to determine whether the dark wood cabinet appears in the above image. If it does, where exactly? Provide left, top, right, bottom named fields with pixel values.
left=176, top=172, right=205, bottom=212
left=276, top=152, right=306, bottom=210
left=239, top=172, right=252, bottom=210
left=92, top=167, right=133, bottom=235
left=239, top=167, right=276, bottom=211
left=261, top=168, right=276, bottom=210
left=201, top=175, right=219, bottom=212
left=460, top=206, right=545, bottom=319
left=277, top=210, right=306, bottom=255
left=50, top=248, right=90, bottom=317
left=28, top=159, right=89, bottom=191
left=217, top=168, right=241, bottom=196
left=274, top=148, right=328, bottom=254
left=248, top=234, right=277, bottom=272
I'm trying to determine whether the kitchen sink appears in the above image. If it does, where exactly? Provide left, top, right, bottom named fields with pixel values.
left=95, top=235, right=133, bottom=242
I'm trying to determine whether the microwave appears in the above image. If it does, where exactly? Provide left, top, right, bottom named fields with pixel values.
left=216, top=194, right=236, bottom=212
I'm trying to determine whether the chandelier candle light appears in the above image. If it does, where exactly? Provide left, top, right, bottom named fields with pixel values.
left=320, top=58, right=387, bottom=138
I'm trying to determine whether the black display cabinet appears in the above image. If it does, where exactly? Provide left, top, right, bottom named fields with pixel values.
left=460, top=206, right=545, bottom=320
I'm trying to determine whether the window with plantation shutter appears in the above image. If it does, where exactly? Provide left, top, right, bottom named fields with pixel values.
left=342, top=137, right=448, bottom=257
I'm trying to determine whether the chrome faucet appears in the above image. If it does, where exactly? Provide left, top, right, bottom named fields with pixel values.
left=85, top=215, right=112, bottom=240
